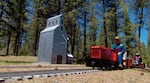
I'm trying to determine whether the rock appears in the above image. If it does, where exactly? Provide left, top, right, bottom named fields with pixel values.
left=140, top=72, right=144, bottom=75
left=37, top=65, right=42, bottom=68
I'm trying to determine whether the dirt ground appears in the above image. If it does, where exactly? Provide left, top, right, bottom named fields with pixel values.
left=0, top=56, right=89, bottom=72
left=9, top=69, right=150, bottom=83
left=1, top=56, right=150, bottom=83
left=0, top=64, right=89, bottom=72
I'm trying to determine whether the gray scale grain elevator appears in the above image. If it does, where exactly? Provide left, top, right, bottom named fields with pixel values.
left=38, top=14, right=67, bottom=64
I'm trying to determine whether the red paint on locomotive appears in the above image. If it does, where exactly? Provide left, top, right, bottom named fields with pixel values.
left=88, top=46, right=145, bottom=69
left=90, top=46, right=118, bottom=62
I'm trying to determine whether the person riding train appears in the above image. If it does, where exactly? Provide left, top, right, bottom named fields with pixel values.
left=133, top=53, right=142, bottom=66
left=112, top=36, right=126, bottom=68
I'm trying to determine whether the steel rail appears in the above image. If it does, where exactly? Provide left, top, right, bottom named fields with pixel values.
left=0, top=69, right=98, bottom=82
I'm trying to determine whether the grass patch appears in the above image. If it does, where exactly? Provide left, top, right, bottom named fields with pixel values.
left=0, top=56, right=37, bottom=65
left=0, top=60, right=34, bottom=64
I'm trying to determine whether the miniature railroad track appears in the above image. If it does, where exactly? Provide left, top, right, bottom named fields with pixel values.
left=0, top=68, right=98, bottom=82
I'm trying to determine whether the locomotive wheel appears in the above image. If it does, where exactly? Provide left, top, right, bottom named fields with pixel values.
left=102, top=67, right=106, bottom=71
left=91, top=61, right=96, bottom=69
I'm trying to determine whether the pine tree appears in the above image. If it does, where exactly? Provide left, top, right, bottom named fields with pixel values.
left=0, top=1, right=4, bottom=51
left=28, top=0, right=63, bottom=56
left=87, top=15, right=98, bottom=56
left=121, top=1, right=137, bottom=56
left=76, top=0, right=90, bottom=59
left=147, top=32, right=150, bottom=66
left=1, top=0, right=27, bottom=56
left=64, top=0, right=81, bottom=56
left=96, top=27, right=105, bottom=46
left=88, top=16, right=98, bottom=46
left=74, top=26, right=82, bottom=60
left=141, top=42, right=150, bottom=67
left=63, top=0, right=94, bottom=61
left=129, top=0, right=149, bottom=55
left=148, top=32, right=150, bottom=48
left=89, top=0, right=108, bottom=47
left=102, top=0, right=108, bottom=47
left=91, top=0, right=124, bottom=47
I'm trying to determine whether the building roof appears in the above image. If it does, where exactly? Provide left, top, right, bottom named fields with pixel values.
left=47, top=14, right=62, bottom=21
left=41, top=25, right=59, bottom=33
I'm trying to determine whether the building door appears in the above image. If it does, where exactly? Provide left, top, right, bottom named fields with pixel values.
left=57, top=55, right=62, bottom=64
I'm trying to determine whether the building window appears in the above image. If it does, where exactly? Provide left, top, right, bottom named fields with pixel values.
left=61, top=19, right=63, bottom=25
left=61, top=27, right=63, bottom=31
left=52, top=21, right=55, bottom=26
left=49, top=22, right=51, bottom=26
left=56, top=20, right=58, bottom=25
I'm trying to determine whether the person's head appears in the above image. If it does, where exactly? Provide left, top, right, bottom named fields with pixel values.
left=114, top=36, right=121, bottom=44
left=135, top=53, right=140, bottom=56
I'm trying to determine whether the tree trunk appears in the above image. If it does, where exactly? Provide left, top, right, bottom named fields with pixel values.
left=13, top=1, right=22, bottom=56
left=148, top=32, right=150, bottom=48
left=59, top=0, right=64, bottom=14
left=71, top=24, right=76, bottom=55
left=114, top=1, right=117, bottom=36
left=66, top=22, right=70, bottom=53
left=33, top=27, right=39, bottom=56
left=13, top=34, right=17, bottom=55
left=6, top=32, right=11, bottom=55
left=102, top=0, right=108, bottom=47
left=137, top=7, right=143, bottom=55
left=0, top=5, right=4, bottom=18
left=83, top=4, right=87, bottom=58
left=58, top=0, right=61, bottom=14
left=14, top=31, right=20, bottom=56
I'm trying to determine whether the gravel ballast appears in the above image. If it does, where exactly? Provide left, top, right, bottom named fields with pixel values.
left=10, top=69, right=150, bottom=83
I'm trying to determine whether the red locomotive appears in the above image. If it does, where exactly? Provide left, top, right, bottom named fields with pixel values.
left=86, top=46, right=145, bottom=69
